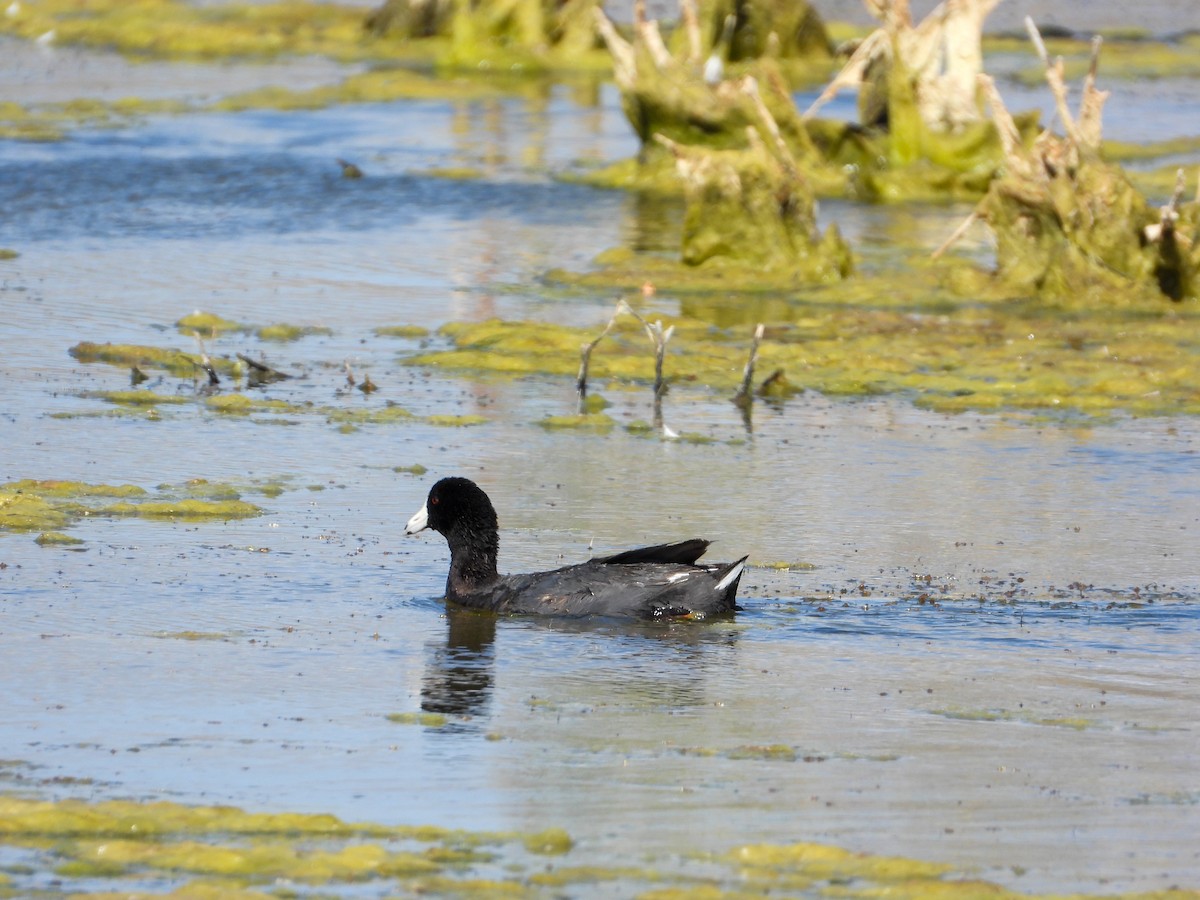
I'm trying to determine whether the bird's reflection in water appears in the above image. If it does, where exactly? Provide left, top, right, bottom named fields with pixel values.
left=420, top=608, right=498, bottom=717
left=420, top=606, right=744, bottom=719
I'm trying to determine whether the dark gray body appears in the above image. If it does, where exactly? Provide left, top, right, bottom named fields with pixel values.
left=446, top=544, right=745, bottom=620
left=408, top=478, right=747, bottom=621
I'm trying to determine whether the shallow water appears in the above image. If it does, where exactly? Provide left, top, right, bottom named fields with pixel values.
left=2, top=41, right=1200, bottom=900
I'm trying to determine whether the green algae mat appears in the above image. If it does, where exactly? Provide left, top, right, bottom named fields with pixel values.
left=408, top=291, right=1200, bottom=421
left=1, top=794, right=1195, bottom=899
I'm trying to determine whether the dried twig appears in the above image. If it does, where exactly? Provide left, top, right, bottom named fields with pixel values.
left=618, top=302, right=674, bottom=399
left=237, top=353, right=292, bottom=383
left=192, top=332, right=220, bottom=386
left=679, top=0, right=702, bottom=65
left=742, top=77, right=799, bottom=179
left=734, top=323, right=765, bottom=406
left=593, top=10, right=636, bottom=89
left=577, top=301, right=625, bottom=411
left=931, top=206, right=981, bottom=259
left=1025, top=16, right=1082, bottom=149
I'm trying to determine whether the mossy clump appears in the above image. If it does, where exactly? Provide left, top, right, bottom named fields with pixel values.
left=256, top=323, right=333, bottom=342
left=0, top=493, right=74, bottom=533
left=982, top=157, right=1199, bottom=304
left=405, top=279, right=1200, bottom=419
left=205, top=394, right=297, bottom=415
left=932, top=707, right=1096, bottom=730
left=35, top=531, right=86, bottom=546
left=386, top=712, right=449, bottom=727
left=663, top=135, right=853, bottom=282
left=393, top=464, right=429, bottom=475
left=0, top=479, right=263, bottom=535
left=0, top=0, right=368, bottom=63
left=83, top=390, right=190, bottom=407
left=325, top=404, right=416, bottom=426
left=537, top=413, right=617, bottom=432
left=103, top=498, right=262, bottom=520
left=176, top=311, right=247, bottom=335
left=1, top=792, right=1193, bottom=897
left=0, top=0, right=614, bottom=77
left=0, top=248, right=18, bottom=260
left=425, top=414, right=488, bottom=427
left=364, top=0, right=611, bottom=74
left=70, top=342, right=229, bottom=378
left=374, top=324, right=431, bottom=339
left=726, top=744, right=798, bottom=761
left=2, top=480, right=147, bottom=500
left=153, top=631, right=231, bottom=641
left=729, top=840, right=952, bottom=882
left=522, top=827, right=573, bottom=855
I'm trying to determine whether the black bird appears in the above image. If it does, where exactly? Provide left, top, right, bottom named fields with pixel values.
left=406, top=477, right=746, bottom=620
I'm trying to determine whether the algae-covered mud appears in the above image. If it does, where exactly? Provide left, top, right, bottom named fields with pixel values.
left=2, top=4, right=1200, bottom=898
left=2, top=793, right=1197, bottom=899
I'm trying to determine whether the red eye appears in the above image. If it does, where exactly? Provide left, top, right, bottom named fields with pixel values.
left=430, top=496, right=439, bottom=505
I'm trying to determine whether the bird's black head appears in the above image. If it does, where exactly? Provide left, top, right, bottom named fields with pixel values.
left=423, top=477, right=497, bottom=538
left=406, top=477, right=501, bottom=590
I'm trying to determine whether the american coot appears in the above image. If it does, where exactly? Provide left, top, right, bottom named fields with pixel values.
left=405, top=477, right=747, bottom=620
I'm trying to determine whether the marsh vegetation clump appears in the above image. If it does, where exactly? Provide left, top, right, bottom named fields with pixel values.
left=938, top=23, right=1200, bottom=304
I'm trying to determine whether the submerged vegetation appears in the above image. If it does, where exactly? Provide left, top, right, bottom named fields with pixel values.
left=64, top=315, right=495, bottom=430
left=409, top=274, right=1200, bottom=419
left=0, top=479, right=269, bottom=538
left=0, top=791, right=1192, bottom=899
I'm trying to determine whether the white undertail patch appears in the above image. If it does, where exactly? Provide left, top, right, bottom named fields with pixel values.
left=715, top=560, right=745, bottom=593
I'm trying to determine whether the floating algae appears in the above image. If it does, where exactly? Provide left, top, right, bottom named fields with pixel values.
left=374, top=324, right=432, bottom=339
left=205, top=394, right=300, bottom=416
left=83, top=389, right=191, bottom=407
left=256, top=323, right=333, bottom=342
left=0, top=479, right=264, bottom=536
left=931, top=708, right=1097, bottom=731
left=537, top=413, right=617, bottom=431
left=364, top=0, right=612, bottom=75
left=1, top=793, right=1188, bottom=899
left=70, top=341, right=231, bottom=379
left=0, top=0, right=612, bottom=84
left=404, top=296, right=1200, bottom=420
left=176, top=311, right=248, bottom=335
left=34, top=531, right=86, bottom=546
left=387, top=711, right=450, bottom=727
left=98, top=498, right=262, bottom=520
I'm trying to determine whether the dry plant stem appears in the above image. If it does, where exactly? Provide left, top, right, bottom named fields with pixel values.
left=734, top=323, right=765, bottom=405
left=742, top=77, right=799, bottom=178
left=802, top=28, right=887, bottom=120
left=1025, top=16, right=1083, bottom=148
left=645, top=320, right=674, bottom=398
left=344, top=361, right=357, bottom=387
left=931, top=206, right=982, bottom=259
left=804, top=0, right=999, bottom=124
left=192, top=332, right=220, bottom=386
left=1146, top=169, right=1190, bottom=245
left=593, top=10, right=636, bottom=89
left=679, top=0, right=702, bottom=65
left=237, top=353, right=291, bottom=381
left=977, top=74, right=1024, bottom=170
left=577, top=301, right=625, bottom=410
left=1077, top=35, right=1108, bottom=149
left=618, top=301, right=673, bottom=398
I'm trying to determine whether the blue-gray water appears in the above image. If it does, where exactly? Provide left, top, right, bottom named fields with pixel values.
left=2, top=42, right=1199, bottom=900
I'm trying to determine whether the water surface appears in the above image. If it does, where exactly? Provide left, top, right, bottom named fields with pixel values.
left=1, top=45, right=1199, bottom=899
